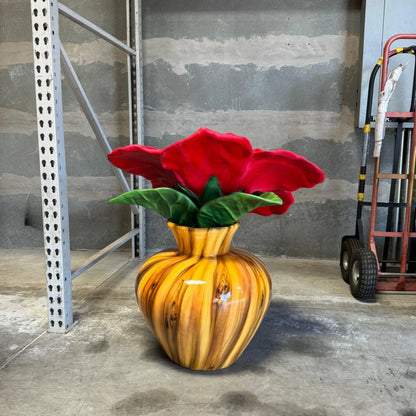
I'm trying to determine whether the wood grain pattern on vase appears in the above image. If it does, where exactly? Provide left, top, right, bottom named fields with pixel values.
left=136, top=222, right=271, bottom=371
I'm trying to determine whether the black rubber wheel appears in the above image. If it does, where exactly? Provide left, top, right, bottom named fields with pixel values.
left=340, top=238, right=362, bottom=283
left=349, top=248, right=378, bottom=299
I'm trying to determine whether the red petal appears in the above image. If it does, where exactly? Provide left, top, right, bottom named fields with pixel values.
left=250, top=189, right=294, bottom=216
left=107, top=145, right=177, bottom=188
left=161, top=127, right=253, bottom=196
left=242, top=149, right=325, bottom=193
left=243, top=149, right=324, bottom=215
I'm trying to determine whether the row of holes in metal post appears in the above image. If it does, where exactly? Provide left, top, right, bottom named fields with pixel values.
left=33, top=1, right=65, bottom=330
left=43, top=170, right=65, bottom=330
left=32, top=0, right=56, bottom=17
left=34, top=51, right=65, bottom=328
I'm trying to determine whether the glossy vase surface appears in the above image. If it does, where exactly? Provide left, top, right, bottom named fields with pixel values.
left=136, top=221, right=271, bottom=371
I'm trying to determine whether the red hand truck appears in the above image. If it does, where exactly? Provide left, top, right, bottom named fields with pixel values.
left=340, top=34, right=416, bottom=299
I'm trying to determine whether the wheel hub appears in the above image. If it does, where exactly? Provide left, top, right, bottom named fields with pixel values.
left=351, top=260, right=360, bottom=286
left=342, top=251, right=349, bottom=271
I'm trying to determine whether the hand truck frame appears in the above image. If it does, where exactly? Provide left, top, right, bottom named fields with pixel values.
left=340, top=34, right=416, bottom=299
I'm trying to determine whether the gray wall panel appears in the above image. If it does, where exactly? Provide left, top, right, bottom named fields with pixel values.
left=1, top=0, right=366, bottom=258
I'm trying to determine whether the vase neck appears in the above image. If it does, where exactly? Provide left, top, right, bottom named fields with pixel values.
left=168, top=222, right=239, bottom=257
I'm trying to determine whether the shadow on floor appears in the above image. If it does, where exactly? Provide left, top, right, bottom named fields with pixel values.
left=139, top=299, right=339, bottom=376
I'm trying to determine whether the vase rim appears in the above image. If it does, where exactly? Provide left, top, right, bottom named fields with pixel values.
left=167, top=221, right=240, bottom=231
left=167, top=221, right=239, bottom=257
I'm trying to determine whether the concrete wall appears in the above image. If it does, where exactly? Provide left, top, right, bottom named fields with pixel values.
left=0, top=0, right=363, bottom=258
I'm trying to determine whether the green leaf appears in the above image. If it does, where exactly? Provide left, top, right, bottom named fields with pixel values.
left=201, top=175, right=223, bottom=205
left=197, top=192, right=283, bottom=228
left=177, top=183, right=202, bottom=208
left=109, top=188, right=199, bottom=227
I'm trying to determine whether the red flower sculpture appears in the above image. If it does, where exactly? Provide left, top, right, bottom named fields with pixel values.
left=108, top=127, right=324, bottom=219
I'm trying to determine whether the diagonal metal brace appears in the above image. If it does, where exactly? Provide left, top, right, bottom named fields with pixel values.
left=58, top=2, right=136, bottom=56
left=59, top=43, right=140, bottom=216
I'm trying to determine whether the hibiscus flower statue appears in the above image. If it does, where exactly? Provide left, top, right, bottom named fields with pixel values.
left=107, top=127, right=326, bottom=371
left=107, top=127, right=325, bottom=228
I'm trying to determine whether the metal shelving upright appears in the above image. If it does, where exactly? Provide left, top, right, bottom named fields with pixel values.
left=30, top=0, right=145, bottom=333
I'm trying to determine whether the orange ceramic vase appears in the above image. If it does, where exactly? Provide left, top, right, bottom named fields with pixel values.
left=136, top=221, right=272, bottom=371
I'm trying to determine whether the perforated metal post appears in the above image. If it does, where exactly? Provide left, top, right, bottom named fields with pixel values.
left=31, top=1, right=146, bottom=332
left=31, top=0, right=75, bottom=333
left=127, top=0, right=146, bottom=259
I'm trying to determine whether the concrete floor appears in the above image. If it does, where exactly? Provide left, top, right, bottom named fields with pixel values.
left=1, top=249, right=416, bottom=416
